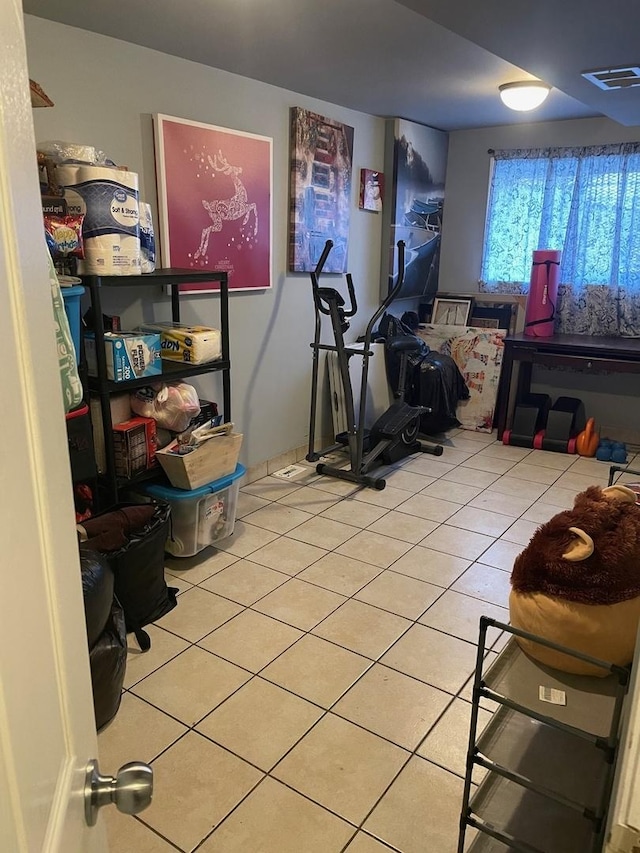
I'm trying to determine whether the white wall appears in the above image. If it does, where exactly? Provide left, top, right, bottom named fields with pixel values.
left=439, top=117, right=640, bottom=439
left=24, top=15, right=386, bottom=470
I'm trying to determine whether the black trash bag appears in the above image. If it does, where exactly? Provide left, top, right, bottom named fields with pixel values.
left=377, top=312, right=469, bottom=435
left=80, top=548, right=114, bottom=649
left=85, top=501, right=177, bottom=652
left=79, top=548, right=127, bottom=730
left=89, top=596, right=127, bottom=730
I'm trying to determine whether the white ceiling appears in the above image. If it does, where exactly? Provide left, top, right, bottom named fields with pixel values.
left=22, top=0, right=640, bottom=131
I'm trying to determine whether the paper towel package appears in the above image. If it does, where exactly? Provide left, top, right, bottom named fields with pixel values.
left=56, top=164, right=141, bottom=276
left=85, top=331, right=161, bottom=382
left=137, top=322, right=222, bottom=364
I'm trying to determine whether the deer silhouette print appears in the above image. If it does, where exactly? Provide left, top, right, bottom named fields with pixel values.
left=194, top=151, right=258, bottom=260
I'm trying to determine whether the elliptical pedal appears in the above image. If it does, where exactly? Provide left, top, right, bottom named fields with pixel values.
left=373, top=401, right=427, bottom=439
left=336, top=428, right=372, bottom=452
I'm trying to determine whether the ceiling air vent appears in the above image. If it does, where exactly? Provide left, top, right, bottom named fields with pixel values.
left=582, top=66, right=640, bottom=90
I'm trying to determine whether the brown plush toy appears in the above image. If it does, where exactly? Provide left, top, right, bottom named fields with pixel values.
left=509, top=484, right=640, bottom=676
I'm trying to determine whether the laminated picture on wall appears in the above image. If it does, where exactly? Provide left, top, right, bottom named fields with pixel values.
left=383, top=118, right=448, bottom=302
left=359, top=169, right=384, bottom=212
left=288, top=107, right=354, bottom=274
left=154, top=114, right=273, bottom=293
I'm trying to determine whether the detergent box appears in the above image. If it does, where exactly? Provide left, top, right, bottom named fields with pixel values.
left=113, top=416, right=157, bottom=479
left=86, top=331, right=161, bottom=383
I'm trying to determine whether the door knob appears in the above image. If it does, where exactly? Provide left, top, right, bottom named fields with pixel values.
left=84, top=758, right=153, bottom=826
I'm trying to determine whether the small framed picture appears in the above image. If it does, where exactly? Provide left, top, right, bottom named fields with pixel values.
left=359, top=169, right=384, bottom=212
left=470, top=305, right=513, bottom=331
left=431, top=296, right=473, bottom=326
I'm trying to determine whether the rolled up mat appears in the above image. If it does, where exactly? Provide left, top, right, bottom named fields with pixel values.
left=524, top=249, right=561, bottom=337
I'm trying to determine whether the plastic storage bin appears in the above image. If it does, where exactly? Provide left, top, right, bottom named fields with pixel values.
left=61, top=285, right=85, bottom=364
left=141, top=464, right=245, bottom=557
left=66, top=402, right=97, bottom=483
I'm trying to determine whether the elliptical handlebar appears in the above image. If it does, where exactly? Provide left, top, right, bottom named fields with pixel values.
left=387, top=240, right=406, bottom=306
left=314, top=239, right=334, bottom=276
left=363, top=240, right=406, bottom=344
left=311, top=240, right=358, bottom=318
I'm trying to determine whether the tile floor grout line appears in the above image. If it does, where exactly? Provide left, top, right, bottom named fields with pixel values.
left=129, top=812, right=186, bottom=852
left=195, top=596, right=497, bottom=709
left=338, top=828, right=404, bottom=853
left=142, top=488, right=519, bottom=725
left=183, top=588, right=500, bottom=782
left=337, top=676, right=498, bottom=848
left=138, top=590, right=480, bottom=796
left=146, top=524, right=513, bottom=723
left=183, top=770, right=268, bottom=853
left=187, top=678, right=426, bottom=853
left=108, top=433, right=614, bottom=851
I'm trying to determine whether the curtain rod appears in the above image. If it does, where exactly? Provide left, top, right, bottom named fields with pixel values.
left=487, top=148, right=495, bottom=155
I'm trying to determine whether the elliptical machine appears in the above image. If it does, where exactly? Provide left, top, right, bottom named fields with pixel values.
left=306, top=239, right=443, bottom=491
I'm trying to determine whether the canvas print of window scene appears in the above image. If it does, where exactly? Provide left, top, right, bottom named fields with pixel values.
left=383, top=118, right=448, bottom=301
left=288, top=107, right=354, bottom=273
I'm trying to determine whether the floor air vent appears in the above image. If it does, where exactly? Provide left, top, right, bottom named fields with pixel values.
left=582, top=66, right=640, bottom=90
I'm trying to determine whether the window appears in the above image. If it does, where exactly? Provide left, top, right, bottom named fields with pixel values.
left=480, top=144, right=640, bottom=335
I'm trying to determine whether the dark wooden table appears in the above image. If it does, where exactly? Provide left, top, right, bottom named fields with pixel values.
left=495, top=333, right=640, bottom=439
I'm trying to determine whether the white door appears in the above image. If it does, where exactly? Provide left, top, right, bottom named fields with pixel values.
left=0, top=3, right=107, bottom=850
left=605, top=629, right=640, bottom=851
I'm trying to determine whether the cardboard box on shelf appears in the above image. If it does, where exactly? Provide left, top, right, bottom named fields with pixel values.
left=90, top=394, right=132, bottom=473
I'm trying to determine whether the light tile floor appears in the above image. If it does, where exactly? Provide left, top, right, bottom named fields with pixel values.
left=101, top=431, right=637, bottom=852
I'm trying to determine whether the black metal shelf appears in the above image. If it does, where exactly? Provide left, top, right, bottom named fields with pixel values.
left=482, top=638, right=621, bottom=740
left=81, top=268, right=227, bottom=288
left=88, top=358, right=231, bottom=393
left=115, top=466, right=170, bottom=491
left=476, top=704, right=608, bottom=815
left=457, top=619, right=630, bottom=853
left=83, top=268, right=231, bottom=508
left=470, top=770, right=595, bottom=853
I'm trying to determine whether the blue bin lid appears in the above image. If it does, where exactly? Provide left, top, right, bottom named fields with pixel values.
left=61, top=285, right=85, bottom=299
left=144, top=462, right=246, bottom=500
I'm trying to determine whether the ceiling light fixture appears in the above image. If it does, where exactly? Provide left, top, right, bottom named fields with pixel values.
left=499, top=81, right=551, bottom=111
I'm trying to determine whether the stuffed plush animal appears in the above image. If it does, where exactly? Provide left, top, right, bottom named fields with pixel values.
left=509, top=484, right=640, bottom=676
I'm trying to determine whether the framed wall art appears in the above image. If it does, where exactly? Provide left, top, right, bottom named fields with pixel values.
left=380, top=118, right=448, bottom=301
left=432, top=296, right=473, bottom=326
left=359, top=169, right=384, bottom=212
left=288, top=107, right=354, bottom=273
left=154, top=114, right=272, bottom=293
left=469, top=305, right=513, bottom=330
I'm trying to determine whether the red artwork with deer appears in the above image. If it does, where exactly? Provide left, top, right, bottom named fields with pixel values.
left=155, top=115, right=272, bottom=292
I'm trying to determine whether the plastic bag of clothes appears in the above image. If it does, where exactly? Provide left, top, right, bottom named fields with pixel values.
left=377, top=313, right=469, bottom=435
left=131, top=382, right=200, bottom=432
left=80, top=548, right=127, bottom=730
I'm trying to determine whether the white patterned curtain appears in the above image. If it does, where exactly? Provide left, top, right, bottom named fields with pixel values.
left=480, top=144, right=640, bottom=336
